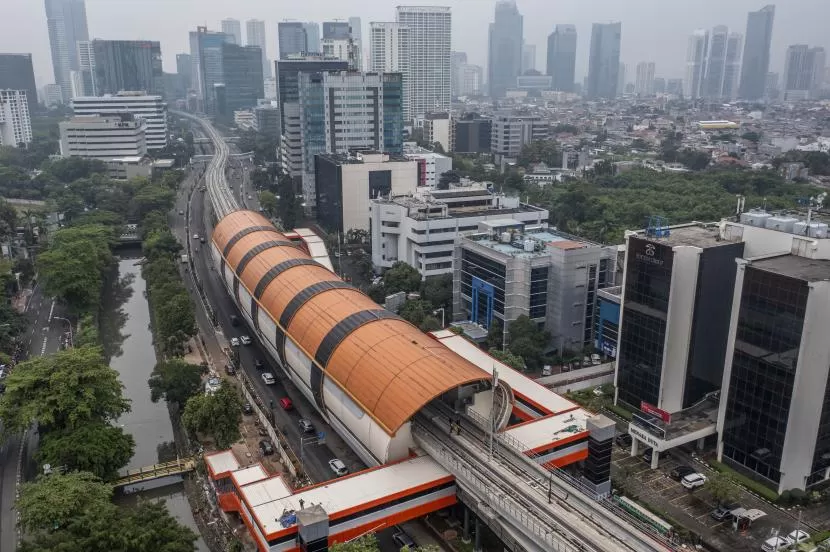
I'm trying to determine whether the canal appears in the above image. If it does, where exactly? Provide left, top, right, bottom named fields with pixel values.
left=103, top=257, right=208, bottom=552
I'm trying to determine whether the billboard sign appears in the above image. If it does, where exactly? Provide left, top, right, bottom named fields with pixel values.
left=640, top=401, right=672, bottom=424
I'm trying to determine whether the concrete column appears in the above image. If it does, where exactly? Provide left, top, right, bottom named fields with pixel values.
left=463, top=506, right=470, bottom=542
left=697, top=437, right=706, bottom=451
left=650, top=451, right=659, bottom=470
left=474, top=516, right=482, bottom=552
left=630, top=436, right=639, bottom=457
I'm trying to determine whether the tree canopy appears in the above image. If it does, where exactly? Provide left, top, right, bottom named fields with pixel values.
left=183, top=383, right=242, bottom=448
left=0, top=345, right=129, bottom=435
left=17, top=472, right=113, bottom=533
left=37, top=422, right=134, bottom=481
left=382, top=261, right=422, bottom=294
left=149, top=359, right=204, bottom=409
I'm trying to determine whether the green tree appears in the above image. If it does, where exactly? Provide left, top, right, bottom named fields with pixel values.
left=741, top=131, right=761, bottom=144
left=421, top=273, right=452, bottom=309
left=490, top=348, right=526, bottom=371
left=0, top=346, right=130, bottom=435
left=505, top=316, right=550, bottom=371
left=437, top=170, right=461, bottom=190
left=17, top=472, right=113, bottom=532
left=486, top=318, right=504, bottom=350
left=276, top=173, right=301, bottom=230
left=259, top=190, right=278, bottom=215
left=149, top=359, right=204, bottom=409
left=707, top=472, right=738, bottom=506
left=183, top=383, right=242, bottom=448
left=37, top=422, right=135, bottom=481
left=44, top=157, right=107, bottom=183
left=383, top=261, right=421, bottom=294
left=130, top=184, right=175, bottom=219
left=330, top=534, right=380, bottom=552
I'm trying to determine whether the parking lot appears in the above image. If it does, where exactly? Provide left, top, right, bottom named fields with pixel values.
left=611, top=443, right=816, bottom=551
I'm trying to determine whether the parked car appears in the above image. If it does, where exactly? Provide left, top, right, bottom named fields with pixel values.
left=261, top=372, right=276, bottom=385
left=259, top=439, right=274, bottom=455
left=669, top=465, right=696, bottom=481
left=787, top=530, right=810, bottom=545
left=328, top=458, right=348, bottom=476
left=391, top=529, right=417, bottom=550
left=224, top=363, right=236, bottom=376
left=242, top=402, right=253, bottom=415
left=298, top=419, right=315, bottom=434
left=178, top=210, right=184, bottom=215
left=230, top=337, right=240, bottom=347
left=615, top=433, right=632, bottom=448
left=240, top=335, right=252, bottom=346
left=711, top=502, right=741, bottom=521
left=254, top=359, right=264, bottom=370
left=230, top=315, right=240, bottom=327
left=590, top=354, right=602, bottom=365
left=279, top=397, right=293, bottom=410
left=192, top=233, right=199, bottom=240
left=761, top=536, right=793, bottom=552
left=642, top=449, right=656, bottom=463
left=204, top=376, right=221, bottom=395
left=681, top=473, right=707, bottom=490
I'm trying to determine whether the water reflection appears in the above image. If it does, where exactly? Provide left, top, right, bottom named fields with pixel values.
left=104, top=255, right=208, bottom=551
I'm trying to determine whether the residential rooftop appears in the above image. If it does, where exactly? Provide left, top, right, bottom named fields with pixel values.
left=632, top=223, right=727, bottom=249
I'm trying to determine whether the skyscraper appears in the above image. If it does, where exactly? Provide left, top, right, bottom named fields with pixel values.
left=586, top=22, right=621, bottom=99
left=617, top=63, right=627, bottom=96
left=349, top=17, right=363, bottom=70
left=370, top=22, right=412, bottom=121
left=176, top=53, right=192, bottom=91
left=739, top=5, right=775, bottom=100
left=45, top=0, right=89, bottom=102
left=220, top=44, right=264, bottom=114
left=487, top=0, right=523, bottom=99
left=703, top=26, right=728, bottom=99
left=189, top=27, right=230, bottom=114
left=522, top=43, right=536, bottom=74
left=304, top=23, right=321, bottom=53
left=450, top=51, right=467, bottom=97
left=221, top=19, right=242, bottom=45
left=0, top=54, right=38, bottom=109
left=783, top=45, right=826, bottom=101
left=93, top=40, right=164, bottom=97
left=685, top=29, right=709, bottom=99
left=635, top=62, right=655, bottom=96
left=722, top=33, right=743, bottom=100
left=76, top=41, right=95, bottom=96
left=278, top=22, right=308, bottom=59
left=246, top=19, right=271, bottom=79
left=396, top=6, right=451, bottom=117
left=546, top=24, right=577, bottom=93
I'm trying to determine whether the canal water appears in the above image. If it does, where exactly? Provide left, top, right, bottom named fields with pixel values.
left=104, top=257, right=208, bottom=552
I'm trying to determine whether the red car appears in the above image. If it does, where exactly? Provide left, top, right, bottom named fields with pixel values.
left=279, top=398, right=293, bottom=410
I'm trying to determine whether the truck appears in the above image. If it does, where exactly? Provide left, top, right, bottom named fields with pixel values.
left=180, top=254, right=189, bottom=264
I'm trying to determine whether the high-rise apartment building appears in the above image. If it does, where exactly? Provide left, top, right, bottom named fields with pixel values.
left=93, top=40, right=164, bottom=97
left=246, top=19, right=271, bottom=79
left=321, top=38, right=359, bottom=68
left=278, top=22, right=308, bottom=59
left=522, top=43, right=536, bottom=74
left=370, top=22, right=412, bottom=121
left=221, top=19, right=242, bottom=45
left=189, top=27, right=230, bottom=114
left=722, top=33, right=743, bottom=100
left=176, top=53, right=192, bottom=92
left=491, top=113, right=548, bottom=166
left=450, top=51, right=467, bottom=97
left=546, top=25, right=577, bottom=93
left=487, top=0, right=523, bottom=99
left=586, top=22, right=621, bottom=99
left=0, top=54, right=38, bottom=110
left=0, top=90, right=33, bottom=147
left=685, top=29, right=709, bottom=99
left=635, top=62, right=655, bottom=96
left=783, top=45, right=826, bottom=101
left=71, top=91, right=167, bottom=149
left=652, top=77, right=666, bottom=94
left=459, top=64, right=484, bottom=96
left=75, top=41, right=96, bottom=97
left=45, top=0, right=89, bottom=102
left=739, top=5, right=775, bottom=100
left=304, top=23, right=321, bottom=53
left=220, top=44, right=264, bottom=114
left=349, top=17, right=364, bottom=70
left=59, top=113, right=147, bottom=159
left=396, top=6, right=451, bottom=117
left=298, top=71, right=403, bottom=205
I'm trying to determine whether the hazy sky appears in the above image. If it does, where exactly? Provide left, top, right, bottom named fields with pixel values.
left=2, top=0, right=829, bottom=88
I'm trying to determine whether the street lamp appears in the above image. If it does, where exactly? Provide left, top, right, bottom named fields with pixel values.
left=299, top=434, right=318, bottom=478
left=433, top=308, right=445, bottom=328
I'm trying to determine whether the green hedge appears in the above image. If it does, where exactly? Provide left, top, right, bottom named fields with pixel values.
left=606, top=404, right=634, bottom=421
left=709, top=460, right=779, bottom=502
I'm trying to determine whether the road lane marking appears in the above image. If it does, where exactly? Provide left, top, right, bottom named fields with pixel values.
left=47, top=300, right=55, bottom=322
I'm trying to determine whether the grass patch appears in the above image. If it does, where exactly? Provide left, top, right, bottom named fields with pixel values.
left=709, top=460, right=779, bottom=502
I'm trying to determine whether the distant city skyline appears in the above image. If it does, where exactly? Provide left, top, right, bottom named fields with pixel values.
left=2, top=1, right=829, bottom=92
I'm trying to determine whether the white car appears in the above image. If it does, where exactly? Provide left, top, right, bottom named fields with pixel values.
left=261, top=372, right=276, bottom=385
left=230, top=337, right=240, bottom=347
left=787, top=530, right=810, bottom=545
left=680, top=473, right=707, bottom=489
left=192, top=233, right=199, bottom=240
left=328, top=458, right=348, bottom=476
left=240, top=335, right=252, bottom=346
left=761, top=536, right=793, bottom=552
left=205, top=376, right=221, bottom=395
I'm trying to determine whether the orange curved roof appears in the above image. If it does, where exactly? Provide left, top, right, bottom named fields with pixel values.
left=212, top=211, right=488, bottom=435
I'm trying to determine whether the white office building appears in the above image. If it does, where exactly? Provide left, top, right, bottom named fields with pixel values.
left=321, top=38, right=360, bottom=69
left=421, top=112, right=452, bottom=152
left=71, top=91, right=167, bottom=149
left=221, top=18, right=242, bottom=45
left=403, top=144, right=452, bottom=187
left=0, top=90, right=33, bottom=147
left=60, top=113, right=147, bottom=159
left=371, top=181, right=549, bottom=277
left=370, top=22, right=411, bottom=122
left=491, top=113, right=549, bottom=167
left=395, top=6, right=451, bottom=118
